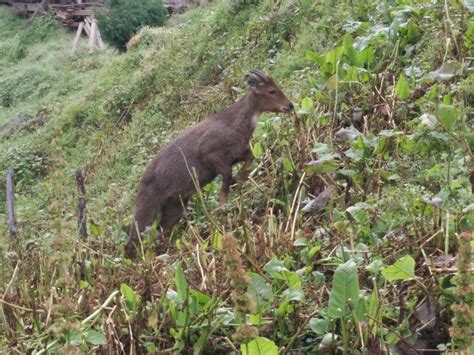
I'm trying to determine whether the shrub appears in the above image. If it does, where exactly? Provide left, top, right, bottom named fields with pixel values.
left=96, top=0, right=168, bottom=51
left=12, top=13, right=60, bottom=61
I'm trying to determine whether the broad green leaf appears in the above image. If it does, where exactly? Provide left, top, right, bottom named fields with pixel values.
left=175, top=261, right=188, bottom=303
left=120, top=283, right=139, bottom=312
left=285, top=272, right=302, bottom=291
left=84, top=330, right=107, bottom=345
left=407, top=20, right=420, bottom=43
left=327, top=74, right=339, bottom=90
left=251, top=142, right=263, bottom=158
left=241, top=337, right=278, bottom=355
left=248, top=273, right=273, bottom=300
left=306, top=50, right=324, bottom=64
left=312, top=143, right=331, bottom=154
left=212, top=231, right=222, bottom=249
left=309, top=318, right=328, bottom=335
left=66, top=331, right=82, bottom=345
left=308, top=242, right=322, bottom=258
left=328, top=259, right=360, bottom=319
left=263, top=258, right=288, bottom=274
left=395, top=74, right=410, bottom=100
left=190, top=290, right=211, bottom=305
left=358, top=46, right=374, bottom=66
left=342, top=33, right=353, bottom=52
left=382, top=255, right=416, bottom=282
left=282, top=288, right=304, bottom=302
left=345, top=66, right=358, bottom=81
left=437, top=104, right=458, bottom=130
left=300, top=97, right=314, bottom=113
left=325, top=47, right=344, bottom=65
left=442, top=94, right=452, bottom=104
left=366, top=260, right=385, bottom=274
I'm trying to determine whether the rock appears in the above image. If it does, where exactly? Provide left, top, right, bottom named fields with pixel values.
left=0, top=115, right=28, bottom=134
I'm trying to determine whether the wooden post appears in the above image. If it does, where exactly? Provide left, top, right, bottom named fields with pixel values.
left=6, top=168, right=16, bottom=238
left=75, top=169, right=87, bottom=239
left=89, top=17, right=97, bottom=53
left=71, top=21, right=84, bottom=55
left=84, top=17, right=91, bottom=36
left=96, top=27, right=104, bottom=49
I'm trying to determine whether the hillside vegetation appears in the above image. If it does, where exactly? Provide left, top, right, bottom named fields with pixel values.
left=0, top=1, right=473, bottom=353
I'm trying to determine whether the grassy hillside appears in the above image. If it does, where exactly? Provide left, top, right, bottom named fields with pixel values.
left=0, top=0, right=473, bottom=353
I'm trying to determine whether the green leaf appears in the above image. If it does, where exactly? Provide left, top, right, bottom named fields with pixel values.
left=89, top=222, right=102, bottom=237
left=304, top=159, right=339, bottom=174
left=241, top=337, right=278, bottom=355
left=282, top=288, right=304, bottom=302
left=395, top=74, right=410, bottom=100
left=306, top=50, right=324, bottom=64
left=327, top=259, right=360, bottom=319
left=84, top=330, right=107, bottom=345
left=251, top=142, right=263, bottom=158
left=285, top=271, right=302, bottom=291
left=300, top=97, right=314, bottom=113
left=282, top=158, right=294, bottom=172
left=407, top=20, right=420, bottom=43
left=382, top=255, right=416, bottom=282
left=326, top=74, right=339, bottom=91
left=358, top=46, right=374, bottom=67
left=79, top=280, right=90, bottom=289
left=309, top=318, right=328, bottom=335
left=146, top=342, right=157, bottom=353
left=212, top=231, right=222, bottom=249
left=437, top=104, right=458, bottom=130
left=263, top=258, right=289, bottom=274
left=366, top=260, right=385, bottom=274
left=175, top=261, right=188, bottom=303
left=325, top=47, right=344, bottom=65
left=342, top=33, right=353, bottom=52
left=120, top=283, right=139, bottom=312
left=248, top=273, right=273, bottom=300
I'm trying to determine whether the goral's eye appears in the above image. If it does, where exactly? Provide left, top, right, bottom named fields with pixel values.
left=269, top=89, right=277, bottom=95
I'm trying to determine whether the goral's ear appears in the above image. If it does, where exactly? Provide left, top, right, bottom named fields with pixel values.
left=245, top=74, right=257, bottom=89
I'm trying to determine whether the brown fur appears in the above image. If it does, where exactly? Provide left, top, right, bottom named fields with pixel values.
left=126, top=70, right=292, bottom=258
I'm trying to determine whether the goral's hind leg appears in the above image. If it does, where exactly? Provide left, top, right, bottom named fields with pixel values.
left=160, top=198, right=188, bottom=231
left=157, top=198, right=188, bottom=252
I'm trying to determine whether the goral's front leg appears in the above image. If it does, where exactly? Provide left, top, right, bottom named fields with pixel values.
left=234, top=148, right=254, bottom=183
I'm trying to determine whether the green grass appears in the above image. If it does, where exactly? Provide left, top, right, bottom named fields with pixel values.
left=0, top=0, right=473, bottom=353
left=0, top=8, right=116, bottom=124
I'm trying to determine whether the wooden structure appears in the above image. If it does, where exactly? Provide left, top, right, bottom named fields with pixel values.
left=1, top=0, right=209, bottom=53
left=71, top=15, right=104, bottom=54
left=1, top=1, right=105, bottom=54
